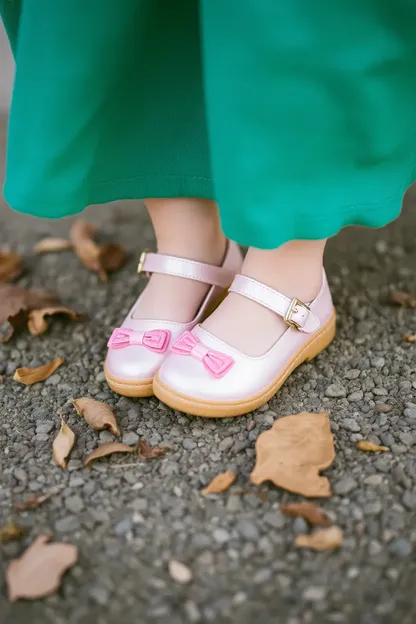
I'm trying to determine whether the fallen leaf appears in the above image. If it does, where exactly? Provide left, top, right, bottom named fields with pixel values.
left=70, top=220, right=126, bottom=281
left=137, top=439, right=170, bottom=460
left=0, top=519, right=26, bottom=543
left=27, top=306, right=83, bottom=336
left=295, top=526, right=344, bottom=551
left=72, top=397, right=120, bottom=436
left=0, top=284, right=60, bottom=342
left=388, top=291, right=416, bottom=308
left=250, top=412, right=335, bottom=498
left=403, top=334, right=416, bottom=343
left=84, top=442, right=135, bottom=467
left=12, top=493, right=53, bottom=511
left=201, top=471, right=237, bottom=495
left=53, top=420, right=75, bottom=469
left=168, top=560, right=193, bottom=585
left=0, top=251, right=23, bottom=282
left=357, top=440, right=389, bottom=452
left=280, top=502, right=331, bottom=527
left=13, top=357, right=64, bottom=385
left=6, top=534, right=78, bottom=601
left=33, top=238, right=72, bottom=254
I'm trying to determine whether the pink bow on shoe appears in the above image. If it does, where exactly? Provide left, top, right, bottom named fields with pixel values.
left=171, top=331, right=234, bottom=378
left=107, top=328, right=171, bottom=353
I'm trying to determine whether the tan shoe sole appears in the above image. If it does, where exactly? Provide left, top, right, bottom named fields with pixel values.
left=153, top=309, right=336, bottom=418
left=104, top=365, right=153, bottom=397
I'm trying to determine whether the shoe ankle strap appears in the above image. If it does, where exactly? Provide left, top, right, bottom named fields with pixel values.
left=137, top=250, right=234, bottom=288
left=229, top=274, right=320, bottom=333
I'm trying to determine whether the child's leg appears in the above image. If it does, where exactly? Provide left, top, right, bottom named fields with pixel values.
left=203, top=239, right=327, bottom=355
left=133, top=198, right=226, bottom=322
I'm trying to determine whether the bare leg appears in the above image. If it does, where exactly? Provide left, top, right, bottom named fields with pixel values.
left=203, top=239, right=327, bottom=355
left=133, top=198, right=226, bottom=322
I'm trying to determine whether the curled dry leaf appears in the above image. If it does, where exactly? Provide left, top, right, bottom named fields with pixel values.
left=72, top=397, right=120, bottom=436
left=13, top=492, right=53, bottom=511
left=13, top=357, right=64, bottom=385
left=281, top=502, right=331, bottom=527
left=0, top=518, right=26, bottom=543
left=84, top=442, right=134, bottom=467
left=388, top=291, right=416, bottom=308
left=403, top=334, right=416, bottom=343
left=357, top=440, right=389, bottom=452
left=33, top=237, right=72, bottom=254
left=70, top=220, right=126, bottom=281
left=0, top=250, right=23, bottom=282
left=250, top=412, right=335, bottom=498
left=53, top=420, right=75, bottom=469
left=295, top=526, right=344, bottom=551
left=201, top=470, right=237, bottom=495
left=27, top=306, right=83, bottom=336
left=6, top=534, right=78, bottom=602
left=137, top=439, right=170, bottom=460
left=0, top=284, right=60, bottom=342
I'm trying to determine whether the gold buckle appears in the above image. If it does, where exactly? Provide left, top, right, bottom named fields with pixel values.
left=137, top=250, right=147, bottom=274
left=284, top=297, right=310, bottom=330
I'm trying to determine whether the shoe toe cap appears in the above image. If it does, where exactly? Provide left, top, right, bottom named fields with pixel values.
left=105, top=346, right=162, bottom=381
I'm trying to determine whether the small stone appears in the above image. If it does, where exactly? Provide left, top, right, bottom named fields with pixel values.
left=13, top=467, right=27, bottom=483
left=373, top=387, right=388, bottom=396
left=348, top=391, right=363, bottom=402
left=65, top=495, right=84, bottom=513
left=402, top=491, right=416, bottom=510
left=264, top=510, right=285, bottom=530
left=364, top=474, right=383, bottom=486
left=388, top=538, right=412, bottom=558
left=376, top=403, right=393, bottom=414
left=99, top=430, right=115, bottom=443
left=213, top=528, right=230, bottom=544
left=184, top=600, right=201, bottom=623
left=34, top=433, right=49, bottom=443
left=114, top=518, right=132, bottom=536
left=168, top=560, right=192, bottom=584
left=35, top=420, right=55, bottom=434
left=334, top=477, right=358, bottom=495
left=90, top=586, right=109, bottom=606
left=45, top=374, right=61, bottom=386
left=252, top=569, right=272, bottom=584
left=364, top=501, right=382, bottom=515
left=277, top=574, right=292, bottom=589
left=341, top=418, right=361, bottom=433
left=344, top=369, right=360, bottom=380
left=404, top=408, right=416, bottom=421
left=292, top=517, right=309, bottom=535
left=325, top=384, right=347, bottom=398
left=368, top=540, right=383, bottom=556
left=55, top=516, right=81, bottom=532
left=236, top=520, right=259, bottom=541
left=130, top=498, right=148, bottom=512
left=371, top=357, right=385, bottom=369
left=122, top=432, right=139, bottom=446
left=399, top=432, right=414, bottom=446
left=218, top=436, right=234, bottom=452
left=95, top=371, right=106, bottom=383
left=182, top=438, right=197, bottom=450
left=303, top=586, right=327, bottom=602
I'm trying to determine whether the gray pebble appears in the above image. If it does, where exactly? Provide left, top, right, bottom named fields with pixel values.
left=388, top=538, right=413, bottom=558
left=122, top=432, right=139, bottom=446
left=404, top=407, right=416, bottom=421
left=114, top=518, right=133, bottom=536
left=35, top=420, right=55, bottom=434
left=303, top=586, right=327, bottom=602
left=183, top=438, right=197, bottom=450
left=344, top=369, right=360, bottom=380
left=218, top=436, right=234, bottom=451
left=264, top=510, right=285, bottom=530
left=236, top=520, right=260, bottom=541
left=252, top=569, right=272, bottom=584
left=371, top=357, right=386, bottom=369
left=213, top=528, right=230, bottom=544
left=65, top=495, right=84, bottom=513
left=55, top=516, right=81, bottom=533
left=402, top=491, right=416, bottom=510
left=184, top=600, right=201, bottom=623
left=341, top=418, right=361, bottom=433
left=334, top=476, right=358, bottom=495
left=292, top=517, right=308, bottom=535
left=325, top=384, right=347, bottom=398
left=90, top=586, right=110, bottom=606
left=45, top=373, right=61, bottom=386
left=348, top=390, right=363, bottom=402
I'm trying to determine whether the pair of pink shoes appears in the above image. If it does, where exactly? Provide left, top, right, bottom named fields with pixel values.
left=105, top=242, right=336, bottom=417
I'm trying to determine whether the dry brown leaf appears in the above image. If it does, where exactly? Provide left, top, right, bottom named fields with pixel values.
left=70, top=220, right=126, bottom=281
left=12, top=493, right=53, bottom=511
left=0, top=284, right=60, bottom=342
left=137, top=439, right=170, bottom=460
left=72, top=397, right=120, bottom=436
left=6, top=534, right=78, bottom=602
left=27, top=306, right=83, bottom=336
left=403, top=334, right=416, bottom=343
left=295, top=526, right=344, bottom=551
left=0, top=518, right=26, bottom=543
left=357, top=440, right=389, bottom=452
left=13, top=357, right=64, bottom=385
left=0, top=251, right=23, bottom=282
left=53, top=420, right=75, bottom=469
left=388, top=291, right=416, bottom=308
left=201, top=471, right=237, bottom=495
left=281, top=502, right=331, bottom=527
left=33, top=238, right=72, bottom=254
left=250, top=412, right=335, bottom=498
left=84, top=442, right=135, bottom=467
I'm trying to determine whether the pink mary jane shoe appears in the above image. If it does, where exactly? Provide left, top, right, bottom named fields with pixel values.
left=104, top=241, right=243, bottom=397
left=153, top=272, right=336, bottom=417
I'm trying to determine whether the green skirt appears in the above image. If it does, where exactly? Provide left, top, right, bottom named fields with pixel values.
left=2, top=0, right=416, bottom=248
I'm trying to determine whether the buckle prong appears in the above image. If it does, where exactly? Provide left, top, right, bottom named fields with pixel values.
left=284, top=297, right=310, bottom=330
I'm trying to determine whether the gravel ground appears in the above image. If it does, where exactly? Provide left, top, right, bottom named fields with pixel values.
left=0, top=115, right=415, bottom=624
